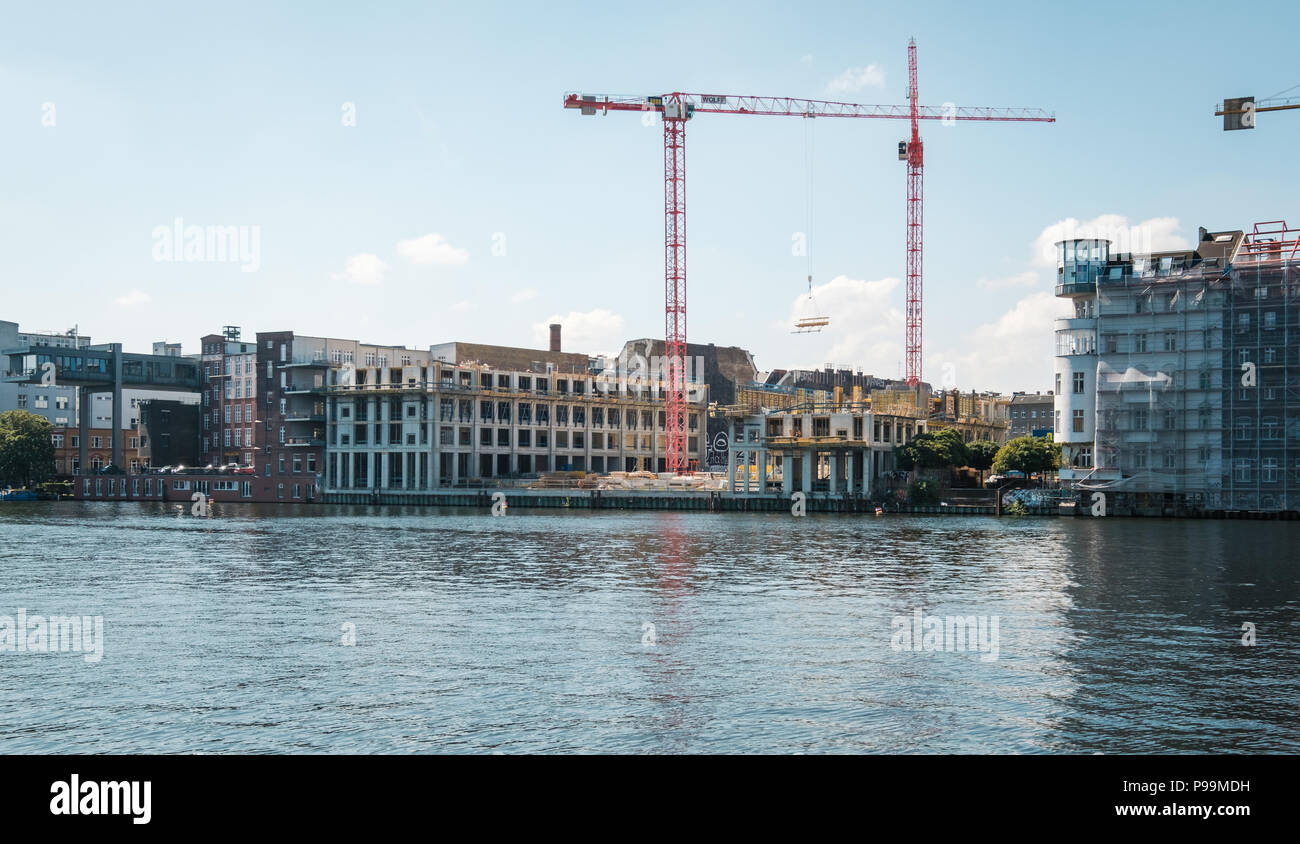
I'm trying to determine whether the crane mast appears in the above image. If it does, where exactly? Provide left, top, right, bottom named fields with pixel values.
left=904, top=38, right=924, bottom=387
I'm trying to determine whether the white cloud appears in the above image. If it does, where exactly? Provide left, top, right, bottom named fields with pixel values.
left=928, top=290, right=1071, bottom=394
left=799, top=54, right=814, bottom=66
left=510, top=288, right=538, bottom=305
left=532, top=309, right=625, bottom=356
left=780, top=275, right=904, bottom=372
left=1032, top=214, right=1189, bottom=267
left=397, top=232, right=469, bottom=265
left=451, top=300, right=474, bottom=313
left=975, top=270, right=1041, bottom=291
left=114, top=288, right=151, bottom=307
left=332, top=253, right=389, bottom=286
left=826, top=64, right=885, bottom=95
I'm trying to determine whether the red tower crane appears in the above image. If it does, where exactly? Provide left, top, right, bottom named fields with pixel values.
left=565, top=39, right=1054, bottom=472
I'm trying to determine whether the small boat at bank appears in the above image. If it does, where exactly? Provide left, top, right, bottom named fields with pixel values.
left=0, top=488, right=38, bottom=501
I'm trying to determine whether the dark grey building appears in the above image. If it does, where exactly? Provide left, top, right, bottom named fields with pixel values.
left=138, top=399, right=201, bottom=468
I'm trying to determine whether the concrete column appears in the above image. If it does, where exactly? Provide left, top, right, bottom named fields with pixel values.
left=846, top=450, right=855, bottom=495
left=757, top=448, right=766, bottom=495
left=802, top=448, right=814, bottom=492
left=77, top=386, right=89, bottom=474
left=829, top=451, right=839, bottom=495
left=110, top=344, right=123, bottom=470
left=782, top=451, right=793, bottom=495
left=727, top=445, right=736, bottom=493
left=380, top=449, right=390, bottom=488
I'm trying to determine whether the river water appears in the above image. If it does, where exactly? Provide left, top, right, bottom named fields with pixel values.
left=0, top=501, right=1296, bottom=753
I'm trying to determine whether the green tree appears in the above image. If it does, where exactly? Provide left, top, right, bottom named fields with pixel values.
left=931, top=427, right=971, bottom=469
left=968, top=440, right=1000, bottom=484
left=0, top=410, right=56, bottom=488
left=895, top=428, right=971, bottom=471
left=992, top=436, right=1062, bottom=481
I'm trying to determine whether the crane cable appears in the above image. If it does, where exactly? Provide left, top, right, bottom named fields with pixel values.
left=804, top=112, right=815, bottom=298
left=1262, top=81, right=1300, bottom=101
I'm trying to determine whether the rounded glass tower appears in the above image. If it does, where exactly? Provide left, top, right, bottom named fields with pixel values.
left=1053, top=238, right=1109, bottom=479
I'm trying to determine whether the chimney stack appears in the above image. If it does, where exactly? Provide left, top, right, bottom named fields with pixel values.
left=549, top=323, right=561, bottom=353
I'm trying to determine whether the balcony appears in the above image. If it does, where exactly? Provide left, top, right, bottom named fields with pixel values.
left=1054, top=327, right=1097, bottom=357
left=1055, top=280, right=1097, bottom=297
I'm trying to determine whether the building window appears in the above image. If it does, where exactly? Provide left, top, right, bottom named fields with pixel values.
left=1133, top=333, right=1148, bottom=353
left=1072, top=372, right=1084, bottom=394
left=1072, top=409, right=1084, bottom=433
left=1164, top=332, right=1176, bottom=352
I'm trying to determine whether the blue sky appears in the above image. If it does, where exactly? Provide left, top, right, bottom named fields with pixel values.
left=3, top=0, right=1297, bottom=392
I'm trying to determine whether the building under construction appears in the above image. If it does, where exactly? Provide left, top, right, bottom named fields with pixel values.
left=1054, top=222, right=1300, bottom=514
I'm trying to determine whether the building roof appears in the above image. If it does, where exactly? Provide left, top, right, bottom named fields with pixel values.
left=431, top=341, right=590, bottom=374
left=1009, top=392, right=1053, bottom=405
